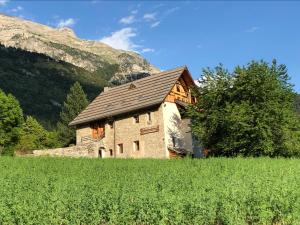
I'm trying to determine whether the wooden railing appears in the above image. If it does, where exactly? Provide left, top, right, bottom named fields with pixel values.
left=81, top=134, right=105, bottom=143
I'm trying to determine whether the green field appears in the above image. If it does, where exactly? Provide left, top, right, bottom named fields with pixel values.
left=0, top=157, right=300, bottom=225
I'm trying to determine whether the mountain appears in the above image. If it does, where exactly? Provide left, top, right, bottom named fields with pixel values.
left=0, top=14, right=160, bottom=129
left=0, top=14, right=159, bottom=78
left=0, top=44, right=112, bottom=129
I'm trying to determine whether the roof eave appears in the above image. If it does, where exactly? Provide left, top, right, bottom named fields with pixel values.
left=69, top=101, right=162, bottom=126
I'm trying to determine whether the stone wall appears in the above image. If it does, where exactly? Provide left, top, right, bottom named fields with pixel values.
left=105, top=105, right=167, bottom=159
left=32, top=143, right=99, bottom=158
left=76, top=124, right=93, bottom=145
left=74, top=105, right=168, bottom=159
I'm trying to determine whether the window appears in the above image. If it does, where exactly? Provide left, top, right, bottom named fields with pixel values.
left=176, top=85, right=181, bottom=93
left=133, top=114, right=139, bottom=123
left=147, top=112, right=152, bottom=122
left=109, top=149, right=113, bottom=156
left=108, top=121, right=114, bottom=129
left=118, top=144, right=123, bottom=154
left=134, top=141, right=140, bottom=151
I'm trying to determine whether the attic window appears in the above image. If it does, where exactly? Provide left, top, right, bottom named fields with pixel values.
left=133, top=114, right=139, bottom=123
left=129, top=83, right=136, bottom=90
left=147, top=112, right=152, bottom=122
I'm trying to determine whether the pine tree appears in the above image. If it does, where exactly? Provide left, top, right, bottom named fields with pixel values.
left=57, top=82, right=89, bottom=146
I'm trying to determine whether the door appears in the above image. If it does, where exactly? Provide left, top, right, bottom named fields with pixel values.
left=98, top=149, right=102, bottom=158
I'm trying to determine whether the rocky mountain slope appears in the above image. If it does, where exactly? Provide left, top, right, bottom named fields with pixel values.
left=0, top=14, right=159, bottom=77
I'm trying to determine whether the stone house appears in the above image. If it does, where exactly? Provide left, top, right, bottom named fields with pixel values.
left=69, top=66, right=200, bottom=159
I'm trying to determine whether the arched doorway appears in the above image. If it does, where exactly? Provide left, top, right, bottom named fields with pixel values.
left=98, top=147, right=105, bottom=158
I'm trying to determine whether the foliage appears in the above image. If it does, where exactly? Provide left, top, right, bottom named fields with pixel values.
left=57, top=82, right=89, bottom=146
left=295, top=94, right=300, bottom=116
left=0, top=89, right=24, bottom=155
left=0, top=157, right=299, bottom=224
left=188, top=60, right=300, bottom=157
left=0, top=44, right=116, bottom=128
left=15, top=116, right=59, bottom=153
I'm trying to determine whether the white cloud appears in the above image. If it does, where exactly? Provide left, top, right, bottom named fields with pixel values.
left=194, top=80, right=201, bottom=87
left=0, top=0, right=9, bottom=6
left=151, top=21, right=160, bottom=28
left=143, top=13, right=156, bottom=22
left=142, top=48, right=155, bottom=53
left=119, top=15, right=135, bottom=25
left=10, top=6, right=23, bottom=12
left=100, top=27, right=139, bottom=51
left=165, top=7, right=179, bottom=15
left=131, top=9, right=138, bottom=14
left=153, top=3, right=164, bottom=9
left=245, top=26, right=260, bottom=33
left=56, top=18, right=76, bottom=28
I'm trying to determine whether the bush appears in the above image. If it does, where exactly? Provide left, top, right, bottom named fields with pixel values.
left=15, top=116, right=59, bottom=152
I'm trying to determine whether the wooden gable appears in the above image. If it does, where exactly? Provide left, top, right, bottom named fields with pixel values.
left=164, top=70, right=196, bottom=104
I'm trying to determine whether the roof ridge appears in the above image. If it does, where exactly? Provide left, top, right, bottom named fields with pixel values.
left=104, top=66, right=186, bottom=92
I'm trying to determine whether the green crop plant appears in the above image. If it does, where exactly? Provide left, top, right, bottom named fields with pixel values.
left=0, top=157, right=299, bottom=224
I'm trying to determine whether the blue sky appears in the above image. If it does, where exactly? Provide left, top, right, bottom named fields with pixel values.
left=1, top=0, right=299, bottom=92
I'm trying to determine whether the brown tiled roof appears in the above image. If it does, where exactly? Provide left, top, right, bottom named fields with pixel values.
left=69, top=66, right=189, bottom=126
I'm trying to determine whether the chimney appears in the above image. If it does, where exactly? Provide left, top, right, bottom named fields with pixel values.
left=104, top=87, right=110, bottom=92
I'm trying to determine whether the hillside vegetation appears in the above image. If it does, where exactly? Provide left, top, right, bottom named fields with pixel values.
left=0, top=157, right=299, bottom=224
left=0, top=44, right=116, bottom=128
left=295, top=94, right=300, bottom=115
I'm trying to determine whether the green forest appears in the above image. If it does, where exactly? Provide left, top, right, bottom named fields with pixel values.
left=0, top=44, right=117, bottom=128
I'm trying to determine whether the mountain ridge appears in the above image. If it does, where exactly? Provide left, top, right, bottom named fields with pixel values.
left=0, top=14, right=159, bottom=77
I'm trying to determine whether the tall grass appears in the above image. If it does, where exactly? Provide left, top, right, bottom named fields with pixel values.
left=0, top=157, right=299, bottom=224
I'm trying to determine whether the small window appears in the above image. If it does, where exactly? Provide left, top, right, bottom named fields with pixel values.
left=108, top=121, right=114, bottom=129
left=134, top=141, right=140, bottom=151
left=133, top=115, right=139, bottom=123
left=129, top=83, right=136, bottom=90
left=147, top=112, right=152, bottom=122
left=176, top=85, right=181, bottom=93
left=109, top=149, right=113, bottom=156
left=118, top=144, right=123, bottom=154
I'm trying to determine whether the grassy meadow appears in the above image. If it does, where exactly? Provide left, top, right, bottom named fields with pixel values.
left=0, top=157, right=299, bottom=224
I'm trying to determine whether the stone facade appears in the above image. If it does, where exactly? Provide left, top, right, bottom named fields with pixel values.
left=75, top=102, right=194, bottom=159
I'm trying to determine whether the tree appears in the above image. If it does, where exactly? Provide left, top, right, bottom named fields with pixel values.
left=57, top=82, right=89, bottom=146
left=188, top=60, right=300, bottom=157
left=15, top=116, right=59, bottom=152
left=294, top=94, right=300, bottom=115
left=0, top=89, right=24, bottom=155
